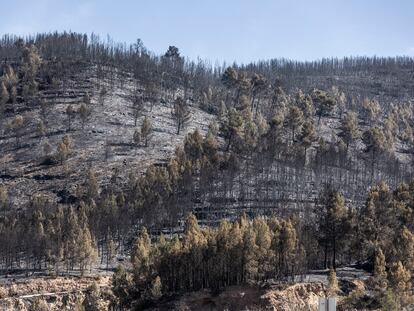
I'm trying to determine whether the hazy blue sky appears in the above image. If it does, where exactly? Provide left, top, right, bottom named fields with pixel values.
left=1, top=0, right=414, bottom=64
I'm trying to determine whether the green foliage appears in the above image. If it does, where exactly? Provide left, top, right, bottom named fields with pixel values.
left=0, top=81, right=9, bottom=108
left=298, top=120, right=317, bottom=156
left=78, top=103, right=91, bottom=129
left=184, top=129, right=203, bottom=161
left=371, top=248, right=388, bottom=291
left=84, top=169, right=99, bottom=202
left=388, top=261, right=411, bottom=293
left=111, top=265, right=133, bottom=307
left=3, top=39, right=414, bottom=310
left=315, top=186, right=349, bottom=269
left=338, top=111, right=360, bottom=152
left=380, top=288, right=401, bottom=311
left=361, top=98, right=381, bottom=125
left=121, top=213, right=301, bottom=304
left=296, top=90, right=314, bottom=117
left=285, top=106, right=304, bottom=142
left=221, top=67, right=239, bottom=90
left=171, top=96, right=191, bottom=135
left=362, top=126, right=386, bottom=155
left=56, top=134, right=74, bottom=164
left=312, top=89, right=336, bottom=123
left=222, top=107, right=244, bottom=151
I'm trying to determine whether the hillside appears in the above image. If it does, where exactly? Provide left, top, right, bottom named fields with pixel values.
left=1, top=32, right=414, bottom=310
left=0, top=65, right=215, bottom=206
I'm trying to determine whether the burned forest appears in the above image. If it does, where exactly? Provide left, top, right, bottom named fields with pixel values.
left=1, top=32, right=414, bottom=310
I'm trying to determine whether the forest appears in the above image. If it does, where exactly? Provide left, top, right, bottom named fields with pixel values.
left=1, top=32, right=414, bottom=309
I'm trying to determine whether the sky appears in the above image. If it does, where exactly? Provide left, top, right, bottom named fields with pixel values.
left=1, top=0, right=414, bottom=64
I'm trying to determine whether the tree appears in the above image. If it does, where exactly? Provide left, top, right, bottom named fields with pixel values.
left=184, top=129, right=204, bottom=161
left=298, top=120, right=317, bottom=159
left=133, top=129, right=141, bottom=147
left=312, top=89, right=336, bottom=125
left=0, top=81, right=9, bottom=110
left=222, top=107, right=244, bottom=151
left=242, top=227, right=259, bottom=281
left=141, top=116, right=152, bottom=147
left=163, top=45, right=184, bottom=76
left=358, top=182, right=395, bottom=257
left=371, top=248, right=388, bottom=292
left=338, top=112, right=360, bottom=155
left=361, top=98, right=381, bottom=125
left=285, top=106, right=304, bottom=142
left=362, top=127, right=386, bottom=180
left=78, top=103, right=91, bottom=130
left=222, top=67, right=239, bottom=106
left=392, top=226, right=414, bottom=271
left=57, top=142, right=69, bottom=165
left=250, top=73, right=267, bottom=114
left=164, top=45, right=181, bottom=60
left=2, top=65, right=17, bottom=108
left=315, top=187, right=348, bottom=269
left=37, top=120, right=46, bottom=139
left=218, top=100, right=227, bottom=120
left=131, top=227, right=152, bottom=283
left=277, top=220, right=298, bottom=279
left=243, top=113, right=259, bottom=151
left=327, top=268, right=339, bottom=296
left=331, top=86, right=347, bottom=118
left=77, top=225, right=97, bottom=275
left=106, top=237, right=116, bottom=269
left=82, top=282, right=101, bottom=311
left=388, top=261, right=411, bottom=300
left=131, top=90, right=144, bottom=126
left=112, top=265, right=133, bottom=308
left=296, top=91, right=314, bottom=117
left=253, top=218, right=272, bottom=280
left=380, top=289, right=400, bottom=311
left=0, top=186, right=8, bottom=216
left=56, top=135, right=73, bottom=164
left=42, top=140, right=53, bottom=157
left=21, top=44, right=41, bottom=99
left=171, top=97, right=191, bottom=135
left=222, top=67, right=239, bottom=90
left=203, top=130, right=219, bottom=163
left=98, top=86, right=107, bottom=106
left=9, top=115, right=24, bottom=147
left=85, top=169, right=99, bottom=202
left=150, top=276, right=162, bottom=299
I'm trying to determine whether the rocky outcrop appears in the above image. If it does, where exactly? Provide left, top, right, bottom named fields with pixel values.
left=262, top=283, right=326, bottom=311
left=147, top=283, right=326, bottom=311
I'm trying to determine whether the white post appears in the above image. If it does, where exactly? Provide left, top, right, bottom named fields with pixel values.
left=318, top=298, right=327, bottom=311
left=328, top=297, right=336, bottom=311
left=318, top=297, right=336, bottom=311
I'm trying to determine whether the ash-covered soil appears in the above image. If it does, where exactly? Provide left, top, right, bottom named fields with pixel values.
left=0, top=70, right=216, bottom=207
